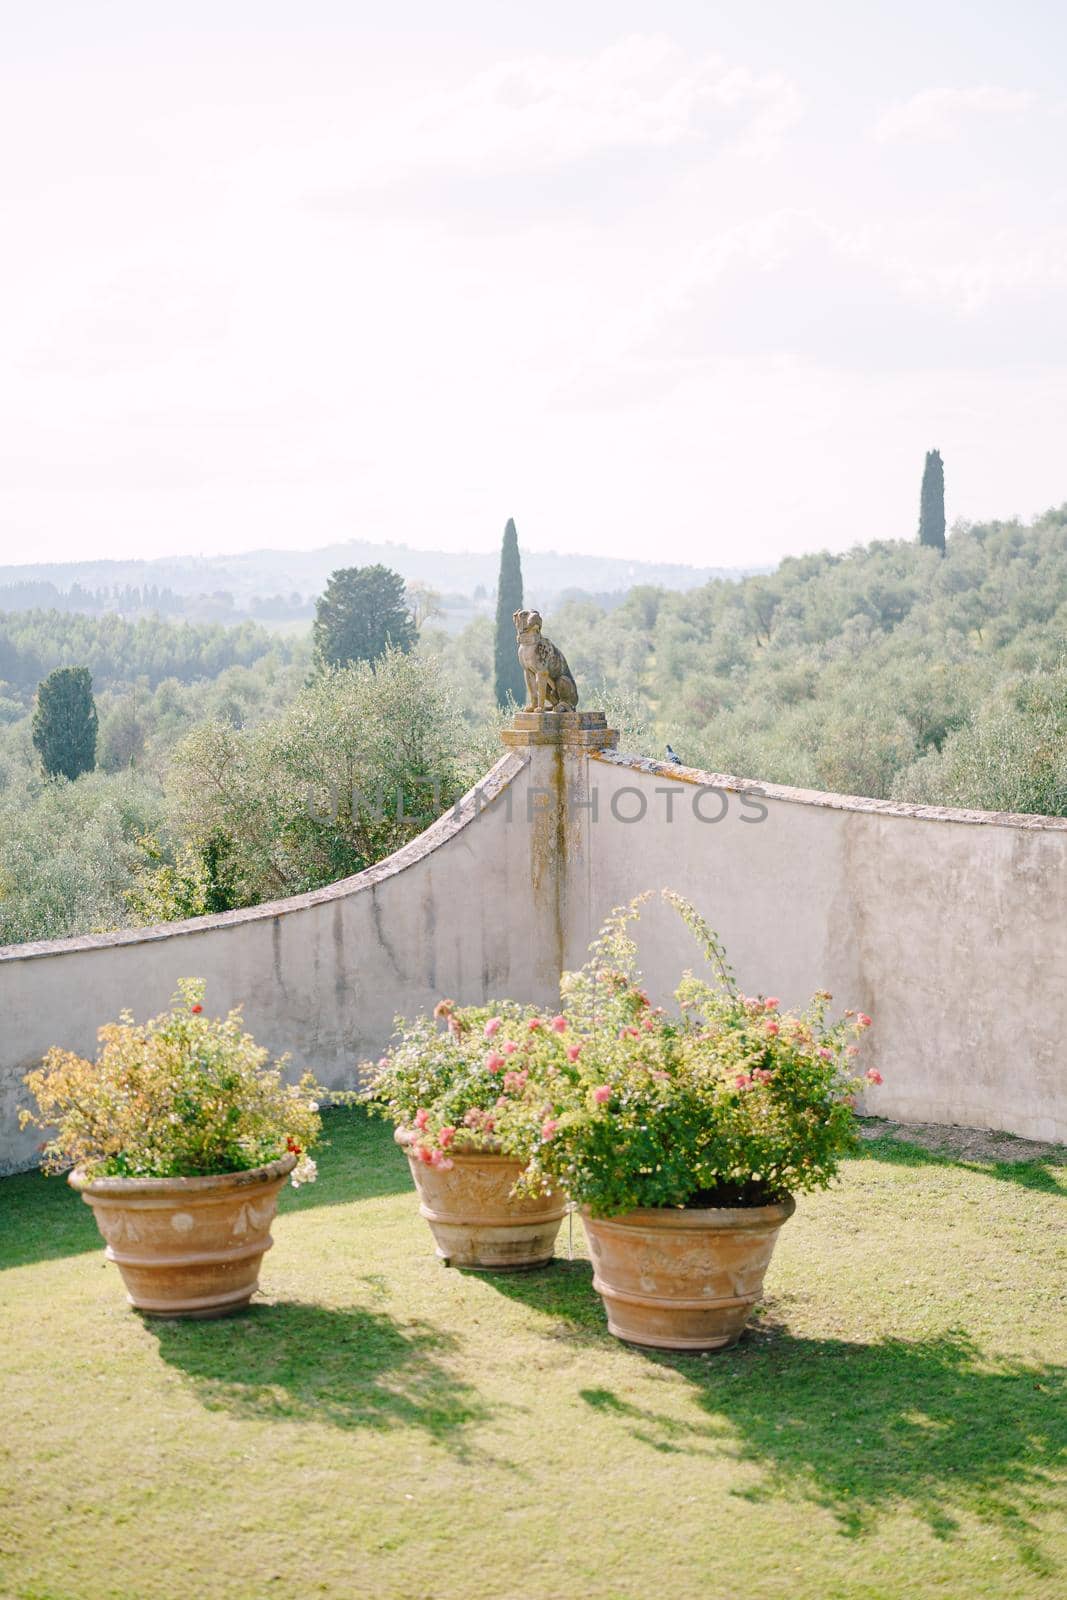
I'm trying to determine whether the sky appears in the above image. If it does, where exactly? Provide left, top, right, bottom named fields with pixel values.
left=1, top=0, right=1065, bottom=569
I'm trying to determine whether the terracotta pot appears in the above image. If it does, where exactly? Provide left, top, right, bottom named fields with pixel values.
left=581, top=1196, right=796, bottom=1351
left=69, top=1153, right=296, bottom=1318
left=396, top=1127, right=566, bottom=1270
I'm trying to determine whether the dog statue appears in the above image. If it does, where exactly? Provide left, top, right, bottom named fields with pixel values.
left=513, top=609, right=579, bottom=713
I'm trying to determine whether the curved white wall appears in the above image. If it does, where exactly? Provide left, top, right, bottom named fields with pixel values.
left=569, top=752, right=1067, bottom=1145
left=0, top=752, right=559, bottom=1175
left=2, top=728, right=1064, bottom=1173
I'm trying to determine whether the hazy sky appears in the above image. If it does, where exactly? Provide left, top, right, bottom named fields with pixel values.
left=2, top=1, right=1065, bottom=568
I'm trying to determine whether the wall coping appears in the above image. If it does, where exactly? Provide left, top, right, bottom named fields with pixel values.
left=0, top=751, right=529, bottom=965
left=4, top=740, right=1064, bottom=968
left=592, top=750, right=1067, bottom=832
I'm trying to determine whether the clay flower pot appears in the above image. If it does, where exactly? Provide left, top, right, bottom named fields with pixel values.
left=69, top=1153, right=296, bottom=1318
left=581, top=1196, right=796, bottom=1351
left=396, top=1127, right=566, bottom=1270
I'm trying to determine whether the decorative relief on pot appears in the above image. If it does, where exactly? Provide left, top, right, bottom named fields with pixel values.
left=444, top=1164, right=510, bottom=1205
left=401, top=1138, right=566, bottom=1271
left=97, top=1208, right=142, bottom=1246
left=231, top=1199, right=275, bottom=1237
left=170, top=1211, right=195, bottom=1234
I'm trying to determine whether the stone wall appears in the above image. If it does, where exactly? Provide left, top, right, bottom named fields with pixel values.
left=2, top=715, right=1064, bottom=1173
left=569, top=750, right=1067, bottom=1144
left=0, top=751, right=558, bottom=1175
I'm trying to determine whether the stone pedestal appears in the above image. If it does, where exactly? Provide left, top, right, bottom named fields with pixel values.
left=496, top=711, right=617, bottom=988
left=500, top=710, right=618, bottom=751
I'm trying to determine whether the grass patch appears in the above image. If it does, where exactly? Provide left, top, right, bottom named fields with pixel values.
left=1, top=1113, right=1064, bottom=1600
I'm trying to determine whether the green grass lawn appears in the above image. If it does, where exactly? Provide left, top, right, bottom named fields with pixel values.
left=1, top=1112, right=1064, bottom=1600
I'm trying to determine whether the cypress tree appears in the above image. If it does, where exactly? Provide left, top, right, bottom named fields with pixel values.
left=918, top=449, right=946, bottom=554
left=493, top=518, right=527, bottom=708
left=32, top=666, right=98, bottom=780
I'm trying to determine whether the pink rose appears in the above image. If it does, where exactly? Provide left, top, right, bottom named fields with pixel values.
left=414, top=1108, right=429, bottom=1131
left=378, top=1057, right=389, bottom=1070
left=566, top=1044, right=581, bottom=1063
left=551, top=1015, right=567, bottom=1033
left=753, top=1068, right=773, bottom=1084
left=865, top=1068, right=883, bottom=1085
left=857, top=1013, right=873, bottom=1030
left=485, top=1051, right=505, bottom=1074
left=818, top=1047, right=832, bottom=1061
left=528, top=1018, right=543, bottom=1032
left=765, top=1020, right=780, bottom=1037
left=846, top=1045, right=859, bottom=1058
left=484, top=1017, right=502, bottom=1039
left=438, top=1126, right=455, bottom=1148
left=503, top=1040, right=519, bottom=1055
left=593, top=1085, right=611, bottom=1105
left=764, top=997, right=780, bottom=1010
left=735, top=1073, right=752, bottom=1090
left=541, top=1118, right=559, bottom=1141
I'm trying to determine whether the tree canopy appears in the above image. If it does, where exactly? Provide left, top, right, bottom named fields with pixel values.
left=32, top=666, right=98, bottom=780
left=312, top=565, right=416, bottom=670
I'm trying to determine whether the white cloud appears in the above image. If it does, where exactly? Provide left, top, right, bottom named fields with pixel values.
left=0, top=16, right=1063, bottom=567
left=340, top=34, right=804, bottom=184
left=873, top=85, right=1034, bottom=144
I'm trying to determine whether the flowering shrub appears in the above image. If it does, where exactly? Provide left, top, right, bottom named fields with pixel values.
left=368, top=1000, right=546, bottom=1168
left=510, top=892, right=878, bottom=1214
left=21, top=979, right=321, bottom=1184
left=368, top=891, right=879, bottom=1210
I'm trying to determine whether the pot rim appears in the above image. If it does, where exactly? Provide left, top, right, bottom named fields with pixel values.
left=581, top=1194, right=796, bottom=1228
left=68, top=1151, right=297, bottom=1197
left=394, top=1125, right=512, bottom=1161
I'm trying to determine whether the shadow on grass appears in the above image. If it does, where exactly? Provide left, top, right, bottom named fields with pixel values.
left=858, top=1133, right=1067, bottom=1198
left=0, top=1109, right=411, bottom=1273
left=580, top=1329, right=1066, bottom=1570
left=487, top=1262, right=1064, bottom=1568
left=476, top=1256, right=608, bottom=1345
left=147, top=1300, right=489, bottom=1448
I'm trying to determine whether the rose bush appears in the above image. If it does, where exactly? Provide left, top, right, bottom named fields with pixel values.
left=368, top=891, right=879, bottom=1215
left=21, top=978, right=321, bottom=1184
left=510, top=892, right=878, bottom=1214
left=367, top=999, right=546, bottom=1167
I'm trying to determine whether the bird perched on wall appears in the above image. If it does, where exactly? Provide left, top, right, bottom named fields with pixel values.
left=665, top=744, right=683, bottom=765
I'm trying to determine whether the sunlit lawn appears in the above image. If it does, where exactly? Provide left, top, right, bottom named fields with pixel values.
left=1, top=1111, right=1064, bottom=1600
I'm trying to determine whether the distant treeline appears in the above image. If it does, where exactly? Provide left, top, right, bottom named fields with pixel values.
left=0, top=580, right=314, bottom=625
left=0, top=611, right=296, bottom=700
